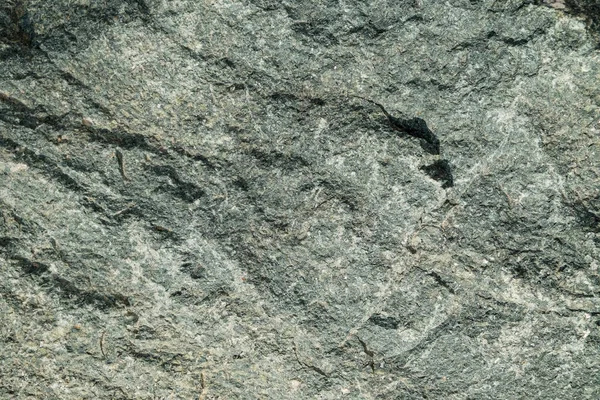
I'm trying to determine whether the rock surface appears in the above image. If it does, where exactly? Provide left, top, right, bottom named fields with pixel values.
left=1, top=0, right=600, bottom=398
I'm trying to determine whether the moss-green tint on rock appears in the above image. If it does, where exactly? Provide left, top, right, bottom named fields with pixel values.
left=1, top=0, right=599, bottom=398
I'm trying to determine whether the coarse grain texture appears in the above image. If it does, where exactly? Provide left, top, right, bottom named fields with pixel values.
left=1, top=0, right=600, bottom=398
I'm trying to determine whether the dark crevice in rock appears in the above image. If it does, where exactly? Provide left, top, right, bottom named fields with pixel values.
left=368, top=313, right=401, bottom=329
left=420, top=159, right=454, bottom=188
left=352, top=96, right=441, bottom=155
left=0, top=1, right=36, bottom=48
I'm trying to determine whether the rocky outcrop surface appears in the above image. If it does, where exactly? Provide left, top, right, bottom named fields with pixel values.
left=1, top=0, right=599, bottom=398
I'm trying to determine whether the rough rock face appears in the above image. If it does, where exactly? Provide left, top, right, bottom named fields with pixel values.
left=1, top=0, right=599, bottom=398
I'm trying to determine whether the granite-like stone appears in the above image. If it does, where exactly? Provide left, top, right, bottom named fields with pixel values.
left=1, top=0, right=599, bottom=398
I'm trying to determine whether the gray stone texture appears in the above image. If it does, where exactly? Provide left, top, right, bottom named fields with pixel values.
left=1, top=0, right=600, bottom=398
